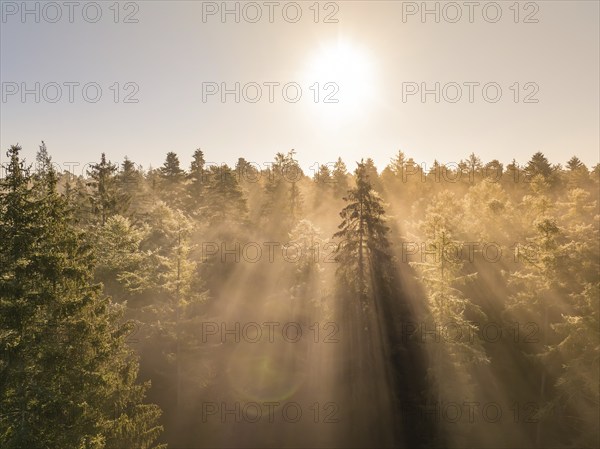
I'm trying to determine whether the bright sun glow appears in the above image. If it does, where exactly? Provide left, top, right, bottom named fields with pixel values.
left=303, top=41, right=376, bottom=121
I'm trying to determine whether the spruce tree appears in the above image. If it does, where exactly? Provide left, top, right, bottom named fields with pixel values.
left=333, top=161, right=390, bottom=303
left=159, top=152, right=184, bottom=185
left=565, top=156, right=590, bottom=189
left=187, top=149, right=205, bottom=213
left=332, top=157, right=349, bottom=198
left=409, top=191, right=488, bottom=405
left=34, top=141, right=53, bottom=183
left=0, top=145, right=165, bottom=449
left=260, top=151, right=303, bottom=236
left=204, top=164, right=248, bottom=229
left=87, top=153, right=120, bottom=225
left=116, top=157, right=144, bottom=214
left=526, top=152, right=556, bottom=187
left=333, top=160, right=435, bottom=448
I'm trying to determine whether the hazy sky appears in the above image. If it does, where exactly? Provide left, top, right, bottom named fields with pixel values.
left=1, top=1, right=599, bottom=173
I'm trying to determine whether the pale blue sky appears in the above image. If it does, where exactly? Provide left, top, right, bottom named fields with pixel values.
left=1, top=1, right=598, bottom=173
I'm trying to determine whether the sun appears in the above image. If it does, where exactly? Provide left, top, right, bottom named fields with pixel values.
left=303, top=40, right=376, bottom=121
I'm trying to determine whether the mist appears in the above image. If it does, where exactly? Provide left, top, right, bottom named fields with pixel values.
left=2, top=144, right=598, bottom=449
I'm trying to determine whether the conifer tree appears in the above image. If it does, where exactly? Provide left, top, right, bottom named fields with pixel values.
left=526, top=152, right=557, bottom=187
left=87, top=153, right=120, bottom=225
left=159, top=152, right=184, bottom=184
left=261, top=151, right=303, bottom=235
left=409, top=192, right=488, bottom=391
left=314, top=164, right=333, bottom=189
left=116, top=157, right=144, bottom=214
left=187, top=148, right=205, bottom=213
left=552, top=283, right=599, bottom=448
left=332, top=157, right=349, bottom=198
left=333, top=160, right=435, bottom=448
left=0, top=145, right=165, bottom=449
left=312, top=164, right=333, bottom=208
left=34, top=141, right=53, bottom=183
left=506, top=212, right=571, bottom=447
left=156, top=152, right=185, bottom=207
left=204, top=164, right=248, bottom=229
left=333, top=160, right=390, bottom=303
left=565, top=156, right=590, bottom=189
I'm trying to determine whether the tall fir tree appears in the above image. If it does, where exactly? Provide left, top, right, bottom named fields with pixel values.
left=332, top=157, right=349, bottom=198
left=87, top=153, right=120, bottom=225
left=0, top=145, right=165, bottom=449
left=186, top=148, right=206, bottom=214
left=333, top=160, right=435, bottom=448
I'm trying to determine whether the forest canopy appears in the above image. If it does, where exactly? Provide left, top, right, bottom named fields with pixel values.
left=1, top=143, right=598, bottom=449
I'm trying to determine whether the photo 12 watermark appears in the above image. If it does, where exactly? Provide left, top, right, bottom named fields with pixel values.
left=200, top=1, right=339, bottom=24
left=1, top=1, right=140, bottom=24
left=401, top=82, right=540, bottom=104
left=400, top=1, right=540, bottom=24
left=200, top=401, right=340, bottom=423
left=201, top=81, right=339, bottom=104
left=1, top=81, right=140, bottom=104
left=200, top=321, right=340, bottom=344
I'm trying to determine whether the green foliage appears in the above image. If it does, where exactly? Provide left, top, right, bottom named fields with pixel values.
left=204, top=164, right=248, bottom=229
left=260, top=150, right=304, bottom=236
left=186, top=149, right=206, bottom=214
left=333, top=160, right=390, bottom=303
left=409, top=191, right=488, bottom=402
left=158, top=152, right=184, bottom=184
left=0, top=145, right=164, bottom=449
left=2, top=143, right=597, bottom=448
left=87, top=153, right=122, bottom=225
